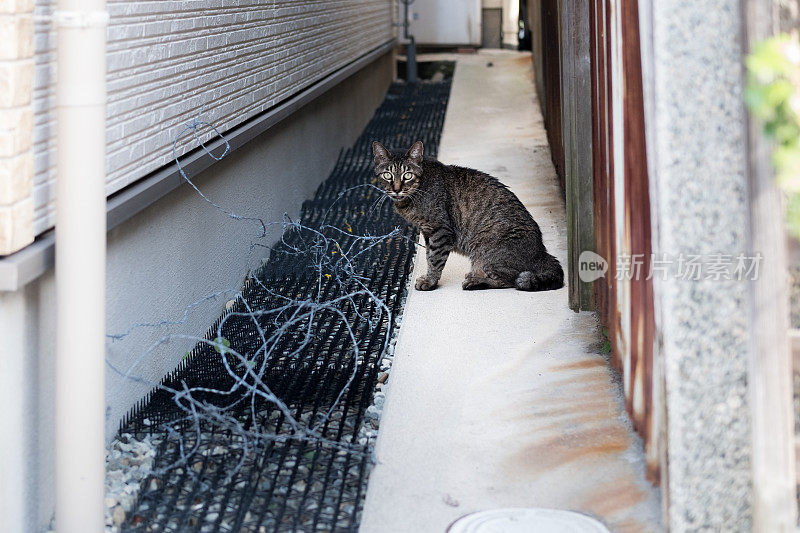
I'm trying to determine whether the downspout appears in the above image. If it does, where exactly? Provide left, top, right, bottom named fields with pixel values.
left=54, top=1, right=107, bottom=531
left=401, top=0, right=417, bottom=83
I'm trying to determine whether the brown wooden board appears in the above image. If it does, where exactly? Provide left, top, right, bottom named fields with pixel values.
left=590, top=0, right=660, bottom=486
left=620, top=0, right=657, bottom=483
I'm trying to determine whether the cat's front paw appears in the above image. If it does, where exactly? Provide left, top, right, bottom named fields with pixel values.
left=415, top=276, right=438, bottom=291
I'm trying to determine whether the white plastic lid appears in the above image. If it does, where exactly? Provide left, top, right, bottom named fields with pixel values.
left=448, top=508, right=612, bottom=533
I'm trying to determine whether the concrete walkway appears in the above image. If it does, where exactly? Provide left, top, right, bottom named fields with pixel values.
left=360, top=51, right=661, bottom=533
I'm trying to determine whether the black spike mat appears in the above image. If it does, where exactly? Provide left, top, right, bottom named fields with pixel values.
left=117, top=80, right=452, bottom=532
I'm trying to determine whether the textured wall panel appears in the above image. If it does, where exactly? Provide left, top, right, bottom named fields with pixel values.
left=0, top=0, right=35, bottom=255
left=31, top=0, right=394, bottom=234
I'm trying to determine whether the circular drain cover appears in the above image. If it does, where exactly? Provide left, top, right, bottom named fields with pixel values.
left=448, top=508, right=611, bottom=533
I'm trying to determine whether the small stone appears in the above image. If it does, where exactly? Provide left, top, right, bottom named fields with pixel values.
left=105, top=497, right=117, bottom=508
left=443, top=494, right=460, bottom=507
left=225, top=299, right=235, bottom=309
left=113, top=505, right=126, bottom=527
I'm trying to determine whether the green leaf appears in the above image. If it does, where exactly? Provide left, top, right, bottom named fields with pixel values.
left=213, top=336, right=231, bottom=354
left=746, top=33, right=800, bottom=238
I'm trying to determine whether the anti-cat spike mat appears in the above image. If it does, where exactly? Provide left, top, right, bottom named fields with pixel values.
left=116, top=79, right=452, bottom=532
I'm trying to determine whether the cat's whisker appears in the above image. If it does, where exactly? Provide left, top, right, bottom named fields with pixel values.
left=365, top=195, right=381, bottom=215
left=368, top=193, right=388, bottom=216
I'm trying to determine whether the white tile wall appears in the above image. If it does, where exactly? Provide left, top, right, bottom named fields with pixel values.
left=32, top=0, right=394, bottom=234
left=0, top=0, right=35, bottom=254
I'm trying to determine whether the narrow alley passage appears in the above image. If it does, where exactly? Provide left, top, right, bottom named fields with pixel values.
left=361, top=50, right=662, bottom=533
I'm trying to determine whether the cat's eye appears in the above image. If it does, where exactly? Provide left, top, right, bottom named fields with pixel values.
left=402, top=172, right=415, bottom=181
left=380, top=172, right=392, bottom=181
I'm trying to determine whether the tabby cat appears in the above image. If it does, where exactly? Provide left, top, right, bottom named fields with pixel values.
left=372, top=140, right=564, bottom=292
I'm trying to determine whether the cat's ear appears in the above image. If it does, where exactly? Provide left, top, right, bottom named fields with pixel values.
left=372, top=141, right=391, bottom=165
left=405, top=141, right=424, bottom=164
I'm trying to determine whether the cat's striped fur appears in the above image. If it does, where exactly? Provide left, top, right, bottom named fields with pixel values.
left=372, top=140, right=564, bottom=292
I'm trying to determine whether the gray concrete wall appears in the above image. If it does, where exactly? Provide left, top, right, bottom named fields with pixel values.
left=638, top=0, right=753, bottom=529
left=0, top=51, right=393, bottom=532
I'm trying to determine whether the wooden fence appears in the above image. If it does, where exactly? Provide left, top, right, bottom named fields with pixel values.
left=527, top=0, right=661, bottom=483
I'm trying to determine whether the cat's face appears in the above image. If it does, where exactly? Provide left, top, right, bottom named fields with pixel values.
left=372, top=141, right=423, bottom=202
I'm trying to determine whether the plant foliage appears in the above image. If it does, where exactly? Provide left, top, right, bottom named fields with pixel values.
left=745, top=34, right=800, bottom=237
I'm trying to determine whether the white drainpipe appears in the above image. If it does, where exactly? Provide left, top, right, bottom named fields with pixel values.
left=54, top=1, right=107, bottom=531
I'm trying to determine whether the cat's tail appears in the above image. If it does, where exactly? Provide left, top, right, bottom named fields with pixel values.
left=515, top=253, right=564, bottom=291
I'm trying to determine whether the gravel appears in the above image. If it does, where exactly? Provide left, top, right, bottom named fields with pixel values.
left=43, top=432, right=161, bottom=533
left=104, top=433, right=160, bottom=532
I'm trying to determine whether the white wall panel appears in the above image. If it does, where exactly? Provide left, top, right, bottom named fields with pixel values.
left=403, top=0, right=481, bottom=46
left=31, top=0, right=394, bottom=234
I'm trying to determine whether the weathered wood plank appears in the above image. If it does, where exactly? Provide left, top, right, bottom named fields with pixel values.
left=743, top=0, right=798, bottom=529
left=561, top=0, right=595, bottom=311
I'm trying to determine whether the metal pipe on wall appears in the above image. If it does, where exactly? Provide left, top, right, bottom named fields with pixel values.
left=401, top=0, right=417, bottom=83
left=54, top=1, right=107, bottom=531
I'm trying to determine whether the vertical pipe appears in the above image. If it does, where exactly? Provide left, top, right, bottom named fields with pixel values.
left=407, top=36, right=418, bottom=84
left=402, top=0, right=417, bottom=83
left=403, top=0, right=409, bottom=39
left=54, top=1, right=107, bottom=532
